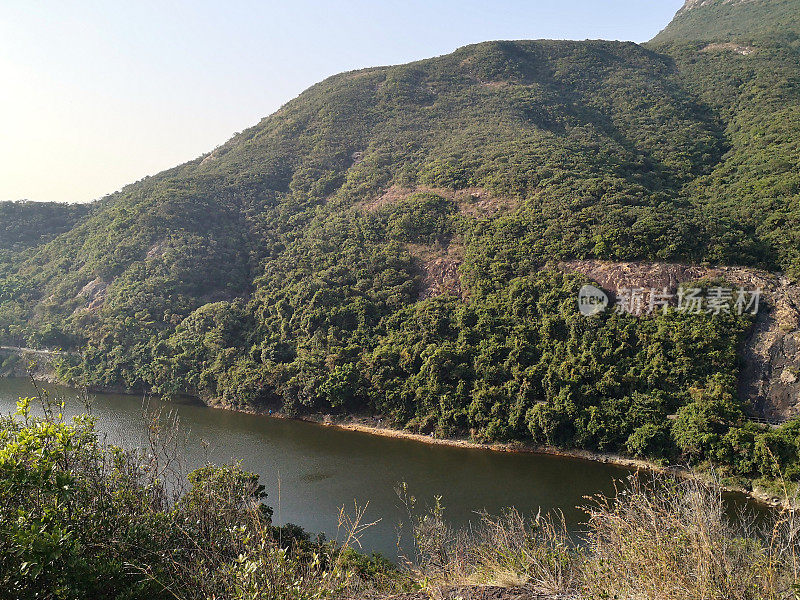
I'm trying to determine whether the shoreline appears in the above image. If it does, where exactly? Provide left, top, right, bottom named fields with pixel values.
left=0, top=371, right=790, bottom=510
left=204, top=401, right=792, bottom=511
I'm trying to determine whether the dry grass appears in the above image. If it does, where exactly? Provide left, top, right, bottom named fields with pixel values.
left=583, top=475, right=800, bottom=600
left=463, top=509, right=579, bottom=595
left=399, top=474, right=800, bottom=600
left=396, top=484, right=579, bottom=597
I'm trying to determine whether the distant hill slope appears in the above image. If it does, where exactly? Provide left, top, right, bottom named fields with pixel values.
left=1, top=0, right=800, bottom=486
left=3, top=39, right=741, bottom=351
left=0, top=201, right=91, bottom=252
left=648, top=0, right=800, bottom=278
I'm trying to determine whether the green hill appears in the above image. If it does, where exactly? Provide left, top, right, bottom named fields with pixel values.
left=651, top=0, right=800, bottom=45
left=649, top=0, right=800, bottom=279
left=2, top=0, right=800, bottom=485
left=0, top=201, right=91, bottom=253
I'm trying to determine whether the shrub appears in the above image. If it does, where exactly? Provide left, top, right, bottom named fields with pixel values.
left=0, top=397, right=395, bottom=600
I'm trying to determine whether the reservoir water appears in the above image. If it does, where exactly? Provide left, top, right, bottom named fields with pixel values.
left=0, top=377, right=763, bottom=557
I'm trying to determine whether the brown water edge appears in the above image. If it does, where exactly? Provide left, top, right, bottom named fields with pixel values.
left=2, top=376, right=642, bottom=557
left=1, top=368, right=787, bottom=512
left=205, top=399, right=792, bottom=511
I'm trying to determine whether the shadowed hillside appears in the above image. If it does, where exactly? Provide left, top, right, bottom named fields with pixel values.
left=0, top=201, right=91, bottom=253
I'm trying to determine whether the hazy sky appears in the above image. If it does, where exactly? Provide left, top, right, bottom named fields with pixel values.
left=0, top=1, right=684, bottom=204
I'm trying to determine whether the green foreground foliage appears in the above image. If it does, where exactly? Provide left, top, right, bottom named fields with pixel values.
left=0, top=398, right=397, bottom=600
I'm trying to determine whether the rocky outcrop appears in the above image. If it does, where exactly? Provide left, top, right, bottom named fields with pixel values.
left=557, top=260, right=800, bottom=420
left=77, top=277, right=109, bottom=311
left=407, top=242, right=465, bottom=300
left=701, top=42, right=756, bottom=55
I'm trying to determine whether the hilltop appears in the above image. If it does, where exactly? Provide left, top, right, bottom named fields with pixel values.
left=651, top=0, right=800, bottom=44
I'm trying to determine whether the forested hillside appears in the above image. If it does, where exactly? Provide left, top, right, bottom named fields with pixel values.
left=2, top=0, right=800, bottom=488
left=0, top=201, right=91, bottom=253
left=651, top=0, right=800, bottom=44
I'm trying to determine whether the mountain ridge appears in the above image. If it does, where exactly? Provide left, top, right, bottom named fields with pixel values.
left=651, top=0, right=800, bottom=44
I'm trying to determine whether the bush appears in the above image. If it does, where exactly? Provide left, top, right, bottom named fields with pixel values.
left=0, top=397, right=396, bottom=600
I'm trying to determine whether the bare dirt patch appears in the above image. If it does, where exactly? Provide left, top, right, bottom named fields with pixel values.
left=77, top=277, right=109, bottom=311
left=701, top=42, right=756, bottom=55
left=146, top=240, right=169, bottom=260
left=199, top=149, right=220, bottom=166
left=480, top=80, right=511, bottom=89
left=454, top=187, right=520, bottom=218
left=408, top=242, right=465, bottom=300
left=360, top=184, right=410, bottom=211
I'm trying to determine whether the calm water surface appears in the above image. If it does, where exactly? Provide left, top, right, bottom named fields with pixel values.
left=0, top=377, right=764, bottom=556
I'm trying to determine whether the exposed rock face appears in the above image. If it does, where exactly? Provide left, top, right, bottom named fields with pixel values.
left=407, top=242, right=464, bottom=299
left=701, top=42, right=756, bottom=55
left=77, top=277, right=109, bottom=311
left=558, top=260, right=800, bottom=420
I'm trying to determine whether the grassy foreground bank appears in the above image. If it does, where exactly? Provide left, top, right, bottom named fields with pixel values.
left=2, top=389, right=800, bottom=600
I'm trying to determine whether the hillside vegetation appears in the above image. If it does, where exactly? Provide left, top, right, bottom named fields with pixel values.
left=0, top=201, right=91, bottom=254
left=651, top=0, right=800, bottom=44
left=1, top=0, right=800, bottom=489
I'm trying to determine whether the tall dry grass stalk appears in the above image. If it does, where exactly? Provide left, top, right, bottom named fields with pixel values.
left=401, top=474, right=800, bottom=600
left=396, top=481, right=580, bottom=597
left=461, top=508, right=580, bottom=595
left=583, top=475, right=800, bottom=600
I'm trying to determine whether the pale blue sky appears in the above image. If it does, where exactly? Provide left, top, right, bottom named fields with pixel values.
left=0, top=1, right=684, bottom=203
